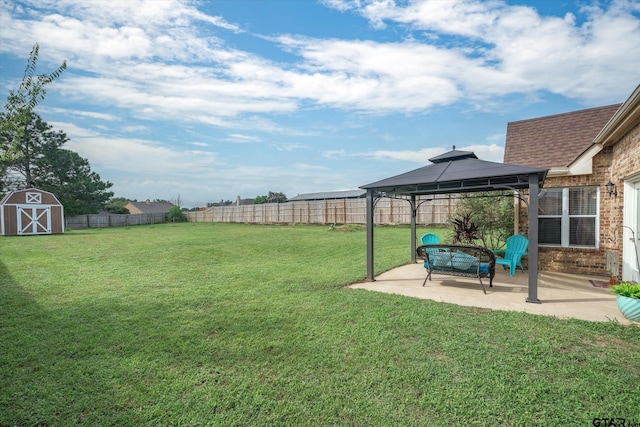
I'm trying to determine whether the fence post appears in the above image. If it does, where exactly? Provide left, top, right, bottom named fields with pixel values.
left=324, top=201, right=328, bottom=225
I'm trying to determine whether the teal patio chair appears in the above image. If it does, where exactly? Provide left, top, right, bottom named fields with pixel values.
left=419, top=233, right=441, bottom=269
left=420, top=233, right=440, bottom=245
left=493, top=234, right=528, bottom=276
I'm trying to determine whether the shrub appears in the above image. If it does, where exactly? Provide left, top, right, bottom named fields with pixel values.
left=451, top=212, right=479, bottom=244
left=611, top=282, right=640, bottom=299
left=453, top=191, right=514, bottom=249
left=167, top=205, right=185, bottom=223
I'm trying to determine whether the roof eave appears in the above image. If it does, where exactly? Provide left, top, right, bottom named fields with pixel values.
left=593, top=84, right=640, bottom=147
left=549, top=144, right=604, bottom=177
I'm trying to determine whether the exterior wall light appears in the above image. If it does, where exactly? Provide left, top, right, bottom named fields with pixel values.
left=605, top=180, right=617, bottom=198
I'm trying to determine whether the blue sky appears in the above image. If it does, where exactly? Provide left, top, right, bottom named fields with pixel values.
left=1, top=0, right=639, bottom=208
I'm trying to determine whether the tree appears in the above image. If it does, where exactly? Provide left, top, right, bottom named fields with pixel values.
left=266, top=191, right=287, bottom=203
left=167, top=205, right=185, bottom=222
left=0, top=112, right=65, bottom=188
left=254, top=191, right=287, bottom=204
left=0, top=112, right=114, bottom=216
left=1, top=43, right=66, bottom=163
left=105, top=197, right=130, bottom=214
left=452, top=191, right=515, bottom=249
left=34, top=148, right=113, bottom=216
left=170, top=194, right=182, bottom=208
left=208, top=200, right=233, bottom=207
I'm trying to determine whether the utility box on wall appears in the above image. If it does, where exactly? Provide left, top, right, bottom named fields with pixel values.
left=0, top=188, right=65, bottom=236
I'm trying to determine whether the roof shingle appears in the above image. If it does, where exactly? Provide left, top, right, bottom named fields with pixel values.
left=504, top=104, right=621, bottom=168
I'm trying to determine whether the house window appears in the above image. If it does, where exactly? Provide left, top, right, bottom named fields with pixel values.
left=538, top=186, right=599, bottom=248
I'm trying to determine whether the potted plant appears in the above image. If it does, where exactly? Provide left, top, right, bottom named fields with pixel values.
left=611, top=282, right=640, bottom=321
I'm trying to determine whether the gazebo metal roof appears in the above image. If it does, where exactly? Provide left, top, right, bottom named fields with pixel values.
left=359, top=149, right=549, bottom=304
left=361, top=150, right=547, bottom=196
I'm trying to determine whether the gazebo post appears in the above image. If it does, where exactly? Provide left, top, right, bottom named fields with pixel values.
left=366, top=189, right=375, bottom=281
left=411, top=194, right=417, bottom=263
left=527, top=173, right=541, bottom=303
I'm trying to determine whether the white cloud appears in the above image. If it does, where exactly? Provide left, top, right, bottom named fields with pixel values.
left=319, top=0, right=359, bottom=13
left=363, top=147, right=445, bottom=163
left=226, top=134, right=261, bottom=143
left=47, top=121, right=336, bottom=206
left=66, top=134, right=220, bottom=177
left=121, top=125, right=149, bottom=133
left=322, top=149, right=348, bottom=159
left=3, top=0, right=637, bottom=127
left=321, top=0, right=640, bottom=104
left=1, top=0, right=638, bottom=205
left=486, top=132, right=505, bottom=143
left=459, top=143, right=504, bottom=163
left=294, top=163, right=329, bottom=171
left=49, top=121, right=99, bottom=138
left=359, top=0, right=502, bottom=36
left=324, top=144, right=504, bottom=164
left=275, top=37, right=466, bottom=110
left=40, top=107, right=119, bottom=121
left=271, top=143, right=308, bottom=151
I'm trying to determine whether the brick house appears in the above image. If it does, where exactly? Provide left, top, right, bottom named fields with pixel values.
left=505, top=84, right=640, bottom=282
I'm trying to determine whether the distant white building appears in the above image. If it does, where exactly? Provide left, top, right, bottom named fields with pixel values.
left=288, top=190, right=366, bottom=202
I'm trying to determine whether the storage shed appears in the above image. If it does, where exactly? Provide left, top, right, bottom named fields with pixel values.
left=0, top=188, right=65, bottom=236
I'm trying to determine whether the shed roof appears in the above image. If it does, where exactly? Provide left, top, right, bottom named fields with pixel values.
left=288, top=190, right=366, bottom=201
left=0, top=188, right=63, bottom=206
left=360, top=150, right=547, bottom=195
left=504, top=104, right=621, bottom=168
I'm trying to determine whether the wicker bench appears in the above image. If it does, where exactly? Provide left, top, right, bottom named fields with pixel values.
left=416, top=244, right=496, bottom=294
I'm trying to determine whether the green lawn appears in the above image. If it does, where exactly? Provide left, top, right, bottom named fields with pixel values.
left=1, top=223, right=638, bottom=426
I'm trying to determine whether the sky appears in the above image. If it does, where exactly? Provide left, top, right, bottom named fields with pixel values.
left=1, top=0, right=639, bottom=208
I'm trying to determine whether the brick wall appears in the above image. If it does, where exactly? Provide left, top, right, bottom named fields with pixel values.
left=517, top=121, right=640, bottom=277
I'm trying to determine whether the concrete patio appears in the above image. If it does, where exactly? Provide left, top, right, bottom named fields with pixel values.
left=350, top=263, right=634, bottom=324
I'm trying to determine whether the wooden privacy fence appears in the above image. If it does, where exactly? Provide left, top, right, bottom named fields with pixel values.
left=66, top=213, right=168, bottom=229
left=186, top=196, right=457, bottom=225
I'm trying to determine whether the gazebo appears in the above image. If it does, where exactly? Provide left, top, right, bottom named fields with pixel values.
left=360, top=149, right=548, bottom=303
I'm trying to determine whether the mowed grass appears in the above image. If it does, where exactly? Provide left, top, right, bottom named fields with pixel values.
left=1, top=223, right=639, bottom=426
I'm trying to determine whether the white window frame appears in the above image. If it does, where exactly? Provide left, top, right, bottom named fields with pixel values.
left=539, top=186, right=600, bottom=249
left=26, top=192, right=42, bottom=204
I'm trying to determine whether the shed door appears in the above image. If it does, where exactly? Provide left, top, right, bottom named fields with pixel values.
left=17, top=206, right=51, bottom=235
